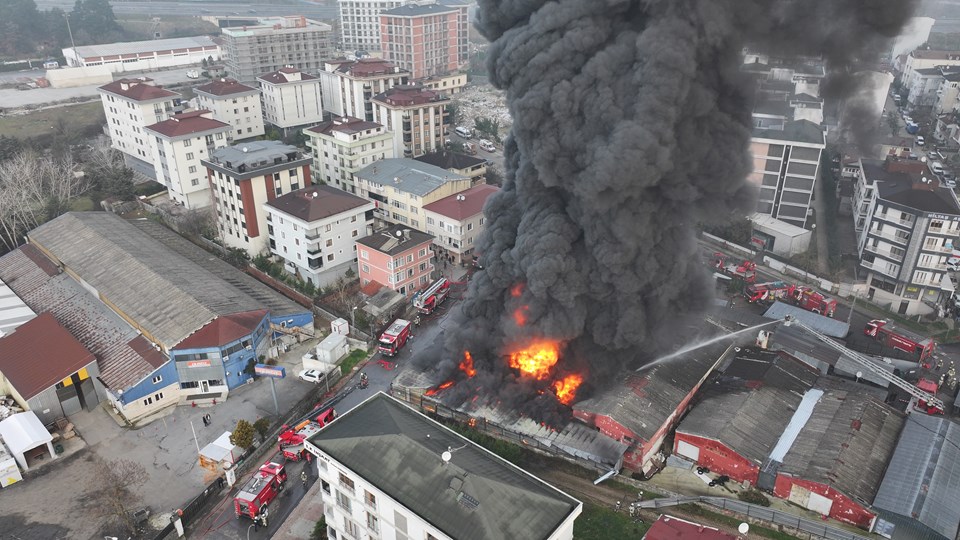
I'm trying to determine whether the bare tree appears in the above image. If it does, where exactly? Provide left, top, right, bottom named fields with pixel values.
left=92, top=457, right=150, bottom=536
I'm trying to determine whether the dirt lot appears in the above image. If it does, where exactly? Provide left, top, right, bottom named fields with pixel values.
left=0, top=101, right=104, bottom=140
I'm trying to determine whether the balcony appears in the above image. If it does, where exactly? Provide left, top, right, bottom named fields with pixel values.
left=860, top=259, right=899, bottom=277
left=308, top=257, right=323, bottom=270
left=305, top=230, right=321, bottom=240
left=875, top=213, right=915, bottom=227
left=916, top=260, right=949, bottom=271
left=307, top=244, right=321, bottom=256
left=863, top=243, right=904, bottom=262
left=866, top=228, right=909, bottom=245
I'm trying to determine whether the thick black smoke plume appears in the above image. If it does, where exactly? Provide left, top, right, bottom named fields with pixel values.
left=418, top=0, right=915, bottom=422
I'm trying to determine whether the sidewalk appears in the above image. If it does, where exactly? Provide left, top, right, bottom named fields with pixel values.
left=271, top=478, right=326, bottom=540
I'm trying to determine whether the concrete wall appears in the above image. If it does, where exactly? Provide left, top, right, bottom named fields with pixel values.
left=46, top=65, right=113, bottom=88
left=673, top=433, right=760, bottom=485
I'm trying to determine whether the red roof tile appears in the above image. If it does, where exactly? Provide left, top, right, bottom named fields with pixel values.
left=307, top=116, right=384, bottom=136
left=258, top=68, right=318, bottom=84
left=195, top=78, right=257, bottom=97
left=360, top=281, right=385, bottom=297
left=645, top=515, right=738, bottom=540
left=146, top=109, right=230, bottom=138
left=98, top=78, right=179, bottom=102
left=0, top=312, right=95, bottom=400
left=175, top=310, right=268, bottom=349
left=266, top=186, right=371, bottom=223
left=422, top=184, right=498, bottom=221
left=336, top=58, right=407, bottom=78
left=373, top=85, right=446, bottom=107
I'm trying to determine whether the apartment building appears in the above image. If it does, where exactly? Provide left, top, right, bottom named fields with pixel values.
left=337, top=0, right=406, bottom=54
left=853, top=157, right=927, bottom=237
left=221, top=16, right=334, bottom=84
left=259, top=67, right=325, bottom=133
left=899, top=50, right=960, bottom=96
left=98, top=78, right=182, bottom=165
left=318, top=58, right=410, bottom=120
left=265, top=186, right=375, bottom=287
left=935, top=72, right=960, bottom=115
left=304, top=116, right=394, bottom=193
left=422, top=183, right=498, bottom=264
left=355, top=224, right=434, bottom=296
left=857, top=157, right=960, bottom=315
left=356, top=158, right=470, bottom=231
left=372, top=84, right=449, bottom=158
left=145, top=110, right=232, bottom=208
left=748, top=120, right=826, bottom=228
left=201, top=141, right=311, bottom=256
left=420, top=72, right=467, bottom=95
left=414, top=150, right=487, bottom=184
left=380, top=2, right=460, bottom=79
left=194, top=78, right=265, bottom=141
left=304, top=393, right=582, bottom=540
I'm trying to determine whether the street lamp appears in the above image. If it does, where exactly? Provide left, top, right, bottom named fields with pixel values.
left=64, top=13, right=77, bottom=63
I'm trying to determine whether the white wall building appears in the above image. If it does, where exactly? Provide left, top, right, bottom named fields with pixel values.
left=422, top=183, right=498, bottom=264
left=64, top=36, right=220, bottom=73
left=356, top=158, right=471, bottom=231
left=318, top=58, right=410, bottom=120
left=265, top=186, right=374, bottom=287
left=202, top=141, right=312, bottom=256
left=372, top=84, right=449, bottom=158
left=194, top=78, right=266, bottom=141
left=145, top=110, right=232, bottom=209
left=98, top=78, right=182, bottom=165
left=304, top=116, right=394, bottom=193
left=258, top=67, right=325, bottom=133
left=305, top=393, right=582, bottom=540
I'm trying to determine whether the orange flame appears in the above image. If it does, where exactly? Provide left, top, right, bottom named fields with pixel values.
left=459, top=351, right=476, bottom=377
left=508, top=341, right=560, bottom=380
left=510, top=283, right=524, bottom=298
left=513, top=306, right=529, bottom=327
left=425, top=380, right=455, bottom=396
left=553, top=374, right=583, bottom=405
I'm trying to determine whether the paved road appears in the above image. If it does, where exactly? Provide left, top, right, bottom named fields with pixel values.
left=448, top=131, right=506, bottom=174
left=33, top=0, right=338, bottom=19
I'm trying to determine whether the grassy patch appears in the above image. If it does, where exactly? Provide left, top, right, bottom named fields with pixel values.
left=339, top=348, right=368, bottom=375
left=0, top=102, right=104, bottom=140
left=135, top=182, right=167, bottom=197
left=676, top=504, right=800, bottom=540
left=68, top=196, right=96, bottom=212
left=574, top=502, right=649, bottom=539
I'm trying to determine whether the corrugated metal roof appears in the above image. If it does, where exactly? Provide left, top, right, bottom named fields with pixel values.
left=762, top=301, right=850, bottom=338
left=356, top=158, right=468, bottom=197
left=874, top=415, right=960, bottom=540
left=0, top=278, right=36, bottom=335
left=72, top=36, right=218, bottom=58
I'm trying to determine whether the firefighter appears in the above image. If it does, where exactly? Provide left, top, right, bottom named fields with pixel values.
left=414, top=315, right=421, bottom=327
left=301, top=470, right=308, bottom=488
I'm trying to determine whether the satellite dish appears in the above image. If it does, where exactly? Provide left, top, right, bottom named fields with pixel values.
left=738, top=523, right=750, bottom=535
left=441, top=451, right=452, bottom=463
left=856, top=371, right=863, bottom=380
left=396, top=230, right=403, bottom=237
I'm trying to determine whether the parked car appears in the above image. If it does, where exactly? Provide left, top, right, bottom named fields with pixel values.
left=298, top=369, right=326, bottom=384
left=948, top=257, right=960, bottom=272
left=916, top=136, right=925, bottom=146
left=478, top=139, right=496, bottom=152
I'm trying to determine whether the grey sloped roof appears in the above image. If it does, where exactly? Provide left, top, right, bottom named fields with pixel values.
left=874, top=415, right=960, bottom=540
left=355, top=158, right=468, bottom=197
left=779, top=379, right=904, bottom=505
left=27, top=213, right=304, bottom=350
left=308, top=393, right=580, bottom=540
left=677, top=350, right=818, bottom=464
left=762, top=301, right=849, bottom=338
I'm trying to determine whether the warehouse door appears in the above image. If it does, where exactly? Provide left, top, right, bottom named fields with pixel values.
left=675, top=440, right=700, bottom=461
left=808, top=492, right=833, bottom=515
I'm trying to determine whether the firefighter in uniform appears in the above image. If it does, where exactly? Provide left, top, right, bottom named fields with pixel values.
left=301, top=470, right=308, bottom=487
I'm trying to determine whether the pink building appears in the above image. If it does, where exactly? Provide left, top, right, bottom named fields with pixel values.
left=356, top=224, right=435, bottom=297
left=380, top=3, right=460, bottom=80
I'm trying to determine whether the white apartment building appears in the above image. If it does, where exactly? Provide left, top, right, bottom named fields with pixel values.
left=372, top=84, right=449, bottom=158
left=900, top=50, right=960, bottom=95
left=304, top=116, right=394, bottom=193
left=259, top=67, right=325, bottom=133
left=318, top=58, right=410, bottom=120
left=356, top=158, right=470, bottom=230
left=853, top=157, right=928, bottom=237
left=201, top=141, right=312, bottom=256
left=98, top=78, right=182, bottom=165
left=145, top=110, right=232, bottom=209
left=305, top=393, right=582, bottom=540
left=194, top=78, right=265, bottom=141
left=221, top=16, right=334, bottom=84
left=857, top=157, right=960, bottom=315
left=422, top=183, right=498, bottom=264
left=935, top=72, right=960, bottom=115
left=265, top=186, right=374, bottom=287
left=338, top=0, right=406, bottom=54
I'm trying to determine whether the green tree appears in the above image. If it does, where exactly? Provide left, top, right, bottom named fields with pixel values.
left=253, top=417, right=272, bottom=442
left=311, top=517, right=328, bottom=540
left=230, top=419, right=256, bottom=450
left=0, top=0, right=42, bottom=56
left=91, top=457, right=150, bottom=536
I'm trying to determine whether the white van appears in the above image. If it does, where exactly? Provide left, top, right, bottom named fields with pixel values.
left=478, top=139, right=495, bottom=152
left=455, top=126, right=472, bottom=138
left=932, top=161, right=944, bottom=175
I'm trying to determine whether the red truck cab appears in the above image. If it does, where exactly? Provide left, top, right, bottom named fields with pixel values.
left=277, top=408, right=336, bottom=461
left=378, top=319, right=411, bottom=357
left=864, top=319, right=935, bottom=361
left=234, top=462, right=287, bottom=519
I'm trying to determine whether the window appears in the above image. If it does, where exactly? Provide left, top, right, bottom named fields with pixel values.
left=191, top=179, right=200, bottom=186
left=467, top=223, right=473, bottom=231
left=326, top=239, right=334, bottom=247
left=336, top=490, right=352, bottom=512
left=185, top=152, right=194, bottom=160
left=352, top=230, right=358, bottom=237
left=419, top=248, right=427, bottom=257
left=364, top=491, right=376, bottom=509
left=321, top=479, right=331, bottom=495
left=406, top=254, right=413, bottom=263
left=362, top=264, right=369, bottom=273
left=366, top=512, right=379, bottom=532
left=143, top=396, right=153, bottom=406
left=188, top=165, right=197, bottom=173
left=360, top=250, right=369, bottom=260
left=152, top=375, right=163, bottom=384
left=183, top=138, right=192, bottom=147
left=339, top=473, right=355, bottom=492
left=155, top=392, right=164, bottom=400
left=327, top=254, right=334, bottom=262
left=343, top=518, right=359, bottom=538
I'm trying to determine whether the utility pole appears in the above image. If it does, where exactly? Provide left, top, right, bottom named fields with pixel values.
left=64, top=13, right=77, bottom=62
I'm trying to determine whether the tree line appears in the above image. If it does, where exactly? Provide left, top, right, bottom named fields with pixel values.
left=0, top=0, right=125, bottom=59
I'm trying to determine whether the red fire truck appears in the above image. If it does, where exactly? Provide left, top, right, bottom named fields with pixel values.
left=714, top=253, right=757, bottom=283
left=378, top=319, right=412, bottom=357
left=864, top=320, right=935, bottom=361
left=234, top=462, right=288, bottom=520
left=789, top=286, right=838, bottom=317
left=916, top=379, right=944, bottom=415
left=744, top=281, right=793, bottom=304
left=277, top=408, right=336, bottom=461
left=414, top=278, right=451, bottom=315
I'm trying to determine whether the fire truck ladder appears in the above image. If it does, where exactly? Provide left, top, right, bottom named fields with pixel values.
left=414, top=278, right=447, bottom=308
left=781, top=316, right=944, bottom=411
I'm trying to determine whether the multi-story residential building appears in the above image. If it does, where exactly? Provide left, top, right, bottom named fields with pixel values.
left=852, top=157, right=927, bottom=237
left=380, top=2, right=460, bottom=79
left=856, top=157, right=960, bottom=315
left=355, top=223, right=434, bottom=295
left=304, top=116, right=394, bottom=193
left=318, top=58, right=410, bottom=120
left=422, top=183, right=498, bottom=264
left=899, top=49, right=960, bottom=93
left=337, top=0, right=406, bottom=54
left=145, top=110, right=232, bottom=209
left=194, top=78, right=266, bottom=141
left=305, top=393, right=582, bottom=540
left=935, top=72, right=960, bottom=115
left=265, top=186, right=375, bottom=286
left=356, top=158, right=470, bottom=231
left=221, top=16, right=334, bottom=84
left=414, top=150, right=488, bottom=184
left=747, top=120, right=826, bottom=228
left=904, top=66, right=960, bottom=108
left=259, top=67, right=325, bottom=134
left=98, top=78, right=182, bottom=166
left=372, top=84, right=449, bottom=158
left=420, top=72, right=467, bottom=95
left=201, top=141, right=311, bottom=255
